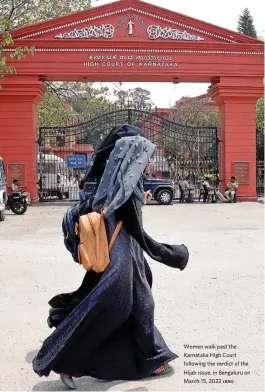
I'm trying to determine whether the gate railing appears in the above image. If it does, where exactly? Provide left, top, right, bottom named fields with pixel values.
left=38, top=106, right=218, bottom=202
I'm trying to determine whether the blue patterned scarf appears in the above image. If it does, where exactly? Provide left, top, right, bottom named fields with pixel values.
left=93, top=136, right=156, bottom=218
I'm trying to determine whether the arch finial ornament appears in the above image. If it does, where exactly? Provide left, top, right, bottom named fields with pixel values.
left=127, top=20, right=134, bottom=35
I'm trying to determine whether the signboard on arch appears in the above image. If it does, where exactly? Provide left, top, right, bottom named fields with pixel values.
left=7, top=163, right=26, bottom=187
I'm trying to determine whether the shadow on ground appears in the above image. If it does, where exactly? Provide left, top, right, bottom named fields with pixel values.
left=32, top=379, right=150, bottom=391
left=31, top=365, right=174, bottom=391
left=26, top=349, right=39, bottom=363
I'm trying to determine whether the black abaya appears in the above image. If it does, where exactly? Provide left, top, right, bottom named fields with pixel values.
left=33, top=197, right=188, bottom=380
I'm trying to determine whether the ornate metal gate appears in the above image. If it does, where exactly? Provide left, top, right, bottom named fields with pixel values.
left=38, top=107, right=218, bottom=201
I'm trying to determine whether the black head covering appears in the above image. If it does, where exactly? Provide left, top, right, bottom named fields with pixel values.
left=90, top=124, right=144, bottom=180
left=63, top=123, right=189, bottom=272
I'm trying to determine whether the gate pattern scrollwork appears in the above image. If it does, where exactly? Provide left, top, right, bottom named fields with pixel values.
left=38, top=108, right=218, bottom=201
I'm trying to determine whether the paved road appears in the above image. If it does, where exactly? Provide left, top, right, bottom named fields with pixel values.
left=0, top=203, right=263, bottom=391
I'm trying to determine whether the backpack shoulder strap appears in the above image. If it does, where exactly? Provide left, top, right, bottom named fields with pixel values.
left=109, top=221, right=123, bottom=252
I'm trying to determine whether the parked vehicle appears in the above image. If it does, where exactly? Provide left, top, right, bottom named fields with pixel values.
left=6, top=191, right=28, bottom=215
left=0, top=157, right=28, bottom=216
left=0, top=157, right=6, bottom=221
left=143, top=175, right=174, bottom=204
left=38, top=154, right=69, bottom=199
left=83, top=175, right=174, bottom=205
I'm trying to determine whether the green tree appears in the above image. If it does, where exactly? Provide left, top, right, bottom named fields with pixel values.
left=38, top=91, right=81, bottom=128
left=114, top=87, right=154, bottom=109
left=164, top=97, right=219, bottom=180
left=0, top=18, right=34, bottom=83
left=38, top=82, right=111, bottom=127
left=237, top=8, right=257, bottom=38
left=129, top=87, right=153, bottom=109
left=256, top=97, right=264, bottom=131
left=0, top=0, right=91, bottom=82
left=1, top=0, right=92, bottom=29
left=72, top=91, right=111, bottom=119
left=169, top=97, right=218, bottom=127
left=115, top=89, right=130, bottom=105
left=1, top=1, right=115, bottom=128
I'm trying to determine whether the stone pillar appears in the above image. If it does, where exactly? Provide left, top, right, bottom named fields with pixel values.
left=209, top=77, right=263, bottom=200
left=0, top=77, right=46, bottom=202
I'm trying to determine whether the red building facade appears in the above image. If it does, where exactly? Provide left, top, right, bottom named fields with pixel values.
left=0, top=0, right=263, bottom=201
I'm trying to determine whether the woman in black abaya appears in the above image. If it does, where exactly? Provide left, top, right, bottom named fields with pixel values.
left=33, top=125, right=189, bottom=389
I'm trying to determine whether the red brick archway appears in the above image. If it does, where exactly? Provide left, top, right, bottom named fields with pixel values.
left=0, top=0, right=263, bottom=201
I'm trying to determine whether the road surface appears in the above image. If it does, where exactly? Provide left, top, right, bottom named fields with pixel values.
left=0, top=203, right=263, bottom=391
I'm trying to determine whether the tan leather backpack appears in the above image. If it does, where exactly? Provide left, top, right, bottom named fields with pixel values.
left=75, top=211, right=123, bottom=273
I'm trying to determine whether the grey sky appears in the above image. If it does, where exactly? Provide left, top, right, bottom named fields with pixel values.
left=91, top=0, right=264, bottom=107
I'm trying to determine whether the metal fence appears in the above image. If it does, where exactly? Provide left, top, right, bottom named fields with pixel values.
left=38, top=105, right=219, bottom=202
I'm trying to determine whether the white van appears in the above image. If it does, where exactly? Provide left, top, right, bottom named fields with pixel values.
left=37, top=154, right=69, bottom=199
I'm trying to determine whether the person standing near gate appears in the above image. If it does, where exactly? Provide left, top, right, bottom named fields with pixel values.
left=179, top=176, right=191, bottom=202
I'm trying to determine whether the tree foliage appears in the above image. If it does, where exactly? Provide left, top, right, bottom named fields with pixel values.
left=169, top=97, right=218, bottom=127
left=256, top=97, right=264, bottom=131
left=38, top=90, right=82, bottom=127
left=38, top=82, right=111, bottom=127
left=115, top=87, right=154, bottom=109
left=0, top=0, right=91, bottom=83
left=69, top=83, right=111, bottom=119
left=237, top=8, right=257, bottom=38
left=163, top=95, right=264, bottom=180
left=0, top=1, right=116, bottom=127
left=0, top=16, right=34, bottom=82
left=1, top=0, right=92, bottom=29
left=163, top=97, right=219, bottom=180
